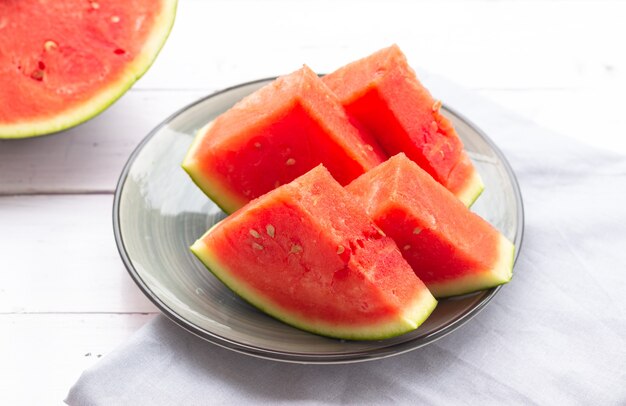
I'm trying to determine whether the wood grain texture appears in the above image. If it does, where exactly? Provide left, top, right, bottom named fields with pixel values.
left=0, top=195, right=157, bottom=313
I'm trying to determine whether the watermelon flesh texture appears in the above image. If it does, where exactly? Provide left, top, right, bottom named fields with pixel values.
left=183, top=65, right=386, bottom=214
left=0, top=0, right=177, bottom=138
left=191, top=165, right=437, bottom=340
left=347, top=153, right=514, bottom=298
left=323, top=45, right=484, bottom=206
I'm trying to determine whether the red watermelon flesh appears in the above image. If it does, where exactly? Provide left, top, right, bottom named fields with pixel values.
left=0, top=0, right=177, bottom=138
left=346, top=153, right=514, bottom=298
left=323, top=45, right=484, bottom=206
left=191, top=165, right=437, bottom=340
left=183, top=65, right=387, bottom=214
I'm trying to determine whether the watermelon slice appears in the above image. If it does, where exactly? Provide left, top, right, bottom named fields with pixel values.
left=323, top=45, right=484, bottom=206
left=0, top=0, right=177, bottom=138
left=191, top=165, right=437, bottom=340
left=183, top=65, right=386, bottom=214
left=347, top=153, right=514, bottom=298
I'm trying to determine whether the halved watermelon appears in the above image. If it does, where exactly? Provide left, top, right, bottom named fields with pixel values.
left=347, top=153, right=514, bottom=298
left=0, top=0, right=177, bottom=138
left=183, top=65, right=386, bottom=214
left=323, top=45, right=484, bottom=206
left=191, top=165, right=437, bottom=340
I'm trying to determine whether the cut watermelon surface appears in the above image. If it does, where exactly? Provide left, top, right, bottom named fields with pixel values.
left=183, top=65, right=386, bottom=214
left=0, top=0, right=177, bottom=138
left=323, top=45, right=484, bottom=206
left=191, top=165, right=437, bottom=340
left=347, top=154, right=514, bottom=298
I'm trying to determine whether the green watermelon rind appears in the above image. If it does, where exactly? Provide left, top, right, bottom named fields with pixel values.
left=190, top=234, right=438, bottom=341
left=457, top=166, right=485, bottom=208
left=182, top=120, right=246, bottom=214
left=427, top=234, right=515, bottom=298
left=0, top=0, right=178, bottom=139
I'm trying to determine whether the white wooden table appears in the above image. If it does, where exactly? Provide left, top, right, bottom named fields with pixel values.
left=2, top=1, right=625, bottom=404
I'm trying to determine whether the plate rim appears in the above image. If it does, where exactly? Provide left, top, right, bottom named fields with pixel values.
left=112, top=77, right=525, bottom=364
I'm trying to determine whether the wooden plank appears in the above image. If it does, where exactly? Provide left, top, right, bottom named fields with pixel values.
left=1, top=313, right=156, bottom=405
left=137, top=0, right=625, bottom=91
left=0, top=195, right=157, bottom=314
left=2, top=86, right=624, bottom=195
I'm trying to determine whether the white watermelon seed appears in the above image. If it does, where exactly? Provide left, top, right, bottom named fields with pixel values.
left=91, top=2, right=100, bottom=9
left=111, top=15, right=120, bottom=23
left=432, top=100, right=442, bottom=112
left=44, top=40, right=58, bottom=51
left=413, top=227, right=422, bottom=235
left=249, top=229, right=260, bottom=239
left=252, top=242, right=264, bottom=251
left=266, top=224, right=275, bottom=238
left=285, top=158, right=296, bottom=166
left=289, top=244, right=302, bottom=254
left=336, top=245, right=345, bottom=255
left=403, top=244, right=411, bottom=250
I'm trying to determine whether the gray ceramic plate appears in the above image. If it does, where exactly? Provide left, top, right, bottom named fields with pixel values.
left=113, top=78, right=524, bottom=364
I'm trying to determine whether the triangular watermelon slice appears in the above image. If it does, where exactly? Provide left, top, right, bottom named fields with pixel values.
left=323, top=45, right=484, bottom=206
left=183, top=65, right=386, bottom=214
left=191, top=165, right=437, bottom=340
left=347, top=153, right=514, bottom=297
left=0, top=0, right=177, bottom=138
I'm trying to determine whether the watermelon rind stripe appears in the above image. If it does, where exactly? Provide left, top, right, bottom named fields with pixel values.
left=182, top=120, right=247, bottom=214
left=427, top=234, right=515, bottom=298
left=190, top=234, right=438, bottom=341
left=458, top=166, right=485, bottom=207
left=0, top=0, right=178, bottom=139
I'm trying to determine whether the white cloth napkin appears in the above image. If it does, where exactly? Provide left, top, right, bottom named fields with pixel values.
left=66, top=76, right=626, bottom=405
